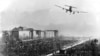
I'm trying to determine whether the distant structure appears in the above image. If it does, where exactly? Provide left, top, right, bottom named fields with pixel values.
left=2, top=26, right=59, bottom=40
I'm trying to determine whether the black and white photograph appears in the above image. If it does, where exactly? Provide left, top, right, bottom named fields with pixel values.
left=0, top=0, right=100, bottom=56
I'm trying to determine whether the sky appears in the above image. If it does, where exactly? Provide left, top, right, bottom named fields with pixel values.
left=0, top=0, right=100, bottom=38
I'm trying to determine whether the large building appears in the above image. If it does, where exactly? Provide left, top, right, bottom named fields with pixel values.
left=3, top=26, right=59, bottom=41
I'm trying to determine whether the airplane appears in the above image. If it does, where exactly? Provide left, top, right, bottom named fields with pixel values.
left=55, top=5, right=87, bottom=14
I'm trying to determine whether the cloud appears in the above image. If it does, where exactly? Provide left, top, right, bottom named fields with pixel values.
left=1, top=0, right=100, bottom=37
left=1, top=8, right=96, bottom=36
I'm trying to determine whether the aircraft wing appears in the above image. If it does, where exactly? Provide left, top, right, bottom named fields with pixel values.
left=79, top=11, right=87, bottom=13
left=55, top=5, right=69, bottom=10
left=73, top=10, right=87, bottom=14
left=65, top=5, right=77, bottom=8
